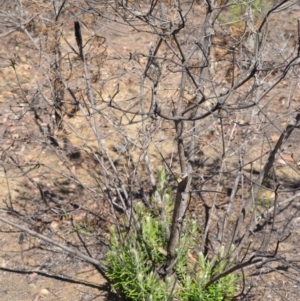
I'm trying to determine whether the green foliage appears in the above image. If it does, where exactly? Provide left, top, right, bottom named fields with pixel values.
left=222, top=0, right=270, bottom=25
left=106, top=205, right=171, bottom=301
left=157, top=167, right=173, bottom=209
left=106, top=168, right=239, bottom=300
left=66, top=223, right=93, bottom=237
left=157, top=167, right=168, bottom=194
left=256, top=188, right=274, bottom=210
left=179, top=251, right=238, bottom=301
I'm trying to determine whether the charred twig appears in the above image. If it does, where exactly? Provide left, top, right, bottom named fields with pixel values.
left=74, top=21, right=84, bottom=61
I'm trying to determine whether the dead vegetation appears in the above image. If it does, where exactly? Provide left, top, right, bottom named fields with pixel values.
left=0, top=0, right=300, bottom=300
